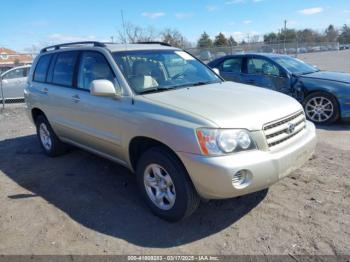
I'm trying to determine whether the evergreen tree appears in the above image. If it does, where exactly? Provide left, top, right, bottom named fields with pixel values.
left=213, top=32, right=228, bottom=46
left=197, top=32, right=213, bottom=48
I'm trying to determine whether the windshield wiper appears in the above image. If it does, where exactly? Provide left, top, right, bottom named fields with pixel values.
left=191, top=81, right=213, bottom=86
left=138, top=86, right=176, bottom=95
left=300, top=69, right=320, bottom=75
left=173, top=80, right=220, bottom=89
left=139, top=81, right=220, bottom=94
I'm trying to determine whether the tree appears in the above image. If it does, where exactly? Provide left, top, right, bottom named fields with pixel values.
left=228, top=36, right=237, bottom=46
left=197, top=32, right=212, bottom=48
left=296, top=29, right=318, bottom=43
left=14, top=59, right=20, bottom=66
left=282, top=28, right=297, bottom=42
left=250, top=34, right=260, bottom=43
left=338, top=24, right=350, bottom=44
left=264, top=32, right=278, bottom=43
left=213, top=32, right=228, bottom=47
left=161, top=28, right=185, bottom=48
left=118, top=23, right=158, bottom=43
left=324, top=25, right=338, bottom=42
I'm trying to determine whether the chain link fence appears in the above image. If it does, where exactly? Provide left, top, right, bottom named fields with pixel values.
left=185, top=41, right=340, bottom=63
left=0, top=41, right=342, bottom=110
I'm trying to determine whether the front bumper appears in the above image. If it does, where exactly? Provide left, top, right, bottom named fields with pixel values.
left=178, top=121, right=316, bottom=199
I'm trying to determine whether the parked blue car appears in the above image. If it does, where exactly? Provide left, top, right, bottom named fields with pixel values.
left=208, top=53, right=350, bottom=124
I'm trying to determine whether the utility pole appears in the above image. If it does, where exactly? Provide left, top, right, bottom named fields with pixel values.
left=283, top=20, right=287, bottom=54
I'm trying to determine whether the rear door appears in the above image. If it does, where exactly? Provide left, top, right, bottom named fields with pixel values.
left=39, top=51, right=80, bottom=138
left=216, top=56, right=243, bottom=82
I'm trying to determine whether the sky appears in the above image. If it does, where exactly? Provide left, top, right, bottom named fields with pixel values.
left=1, top=0, right=350, bottom=52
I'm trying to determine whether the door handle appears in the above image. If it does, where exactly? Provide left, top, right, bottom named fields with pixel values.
left=72, top=94, right=80, bottom=103
left=41, top=88, right=48, bottom=94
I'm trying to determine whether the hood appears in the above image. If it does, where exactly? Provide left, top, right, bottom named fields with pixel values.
left=142, top=82, right=303, bottom=130
left=300, top=71, right=350, bottom=84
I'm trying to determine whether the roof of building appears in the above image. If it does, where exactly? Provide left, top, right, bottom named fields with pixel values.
left=0, top=47, right=33, bottom=64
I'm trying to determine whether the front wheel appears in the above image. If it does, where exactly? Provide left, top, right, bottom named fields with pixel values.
left=136, top=147, right=200, bottom=222
left=303, top=92, right=339, bottom=124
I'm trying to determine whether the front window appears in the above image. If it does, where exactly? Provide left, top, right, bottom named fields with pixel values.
left=247, top=58, right=281, bottom=77
left=271, top=56, right=318, bottom=75
left=3, top=68, right=26, bottom=80
left=113, top=50, right=221, bottom=94
left=78, top=51, right=114, bottom=90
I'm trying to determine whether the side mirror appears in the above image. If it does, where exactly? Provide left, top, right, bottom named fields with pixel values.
left=213, top=68, right=220, bottom=76
left=90, top=80, right=120, bottom=97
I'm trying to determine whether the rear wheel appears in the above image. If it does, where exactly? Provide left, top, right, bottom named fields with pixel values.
left=35, top=115, right=68, bottom=157
left=303, top=92, right=339, bottom=124
left=136, top=147, right=200, bottom=222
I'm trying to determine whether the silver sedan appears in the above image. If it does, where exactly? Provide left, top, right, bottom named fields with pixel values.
left=1, top=65, right=31, bottom=102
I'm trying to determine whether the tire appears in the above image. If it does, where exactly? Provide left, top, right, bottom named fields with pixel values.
left=303, top=92, right=339, bottom=124
left=136, top=147, right=200, bottom=222
left=35, top=115, right=68, bottom=157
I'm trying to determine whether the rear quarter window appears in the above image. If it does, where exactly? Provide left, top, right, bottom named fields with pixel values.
left=33, top=55, right=52, bottom=82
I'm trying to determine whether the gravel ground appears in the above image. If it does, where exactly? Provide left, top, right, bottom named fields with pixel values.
left=0, top=104, right=349, bottom=255
left=298, top=50, right=350, bottom=73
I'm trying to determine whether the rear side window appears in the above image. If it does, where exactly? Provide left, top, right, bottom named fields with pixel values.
left=220, top=58, right=242, bottom=73
left=33, top=55, right=52, bottom=82
left=52, top=52, right=78, bottom=87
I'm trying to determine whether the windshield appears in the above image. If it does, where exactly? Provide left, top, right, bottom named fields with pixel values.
left=113, top=50, right=221, bottom=94
left=271, top=56, right=319, bottom=75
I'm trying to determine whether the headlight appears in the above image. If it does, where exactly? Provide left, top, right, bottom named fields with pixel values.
left=196, top=128, right=256, bottom=155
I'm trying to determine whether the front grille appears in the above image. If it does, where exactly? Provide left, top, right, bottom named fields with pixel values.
left=263, top=111, right=306, bottom=148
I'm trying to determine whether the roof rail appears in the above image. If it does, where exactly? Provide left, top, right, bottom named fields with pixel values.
left=136, top=41, right=172, bottom=47
left=40, top=41, right=106, bottom=53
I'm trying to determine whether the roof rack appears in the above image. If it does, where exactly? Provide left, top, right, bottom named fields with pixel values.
left=136, top=41, right=172, bottom=47
left=40, top=41, right=106, bottom=53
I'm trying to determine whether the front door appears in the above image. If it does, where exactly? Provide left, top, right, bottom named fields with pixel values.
left=69, top=51, right=124, bottom=160
left=242, top=56, right=290, bottom=94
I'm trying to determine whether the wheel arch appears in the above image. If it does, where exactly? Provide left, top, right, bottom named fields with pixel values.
left=128, top=136, right=186, bottom=173
left=31, top=107, right=46, bottom=123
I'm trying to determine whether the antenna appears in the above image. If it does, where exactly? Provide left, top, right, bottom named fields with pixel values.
left=121, top=9, right=127, bottom=49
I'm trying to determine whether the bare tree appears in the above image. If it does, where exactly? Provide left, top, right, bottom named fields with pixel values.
left=161, top=28, right=186, bottom=48
left=118, top=23, right=159, bottom=43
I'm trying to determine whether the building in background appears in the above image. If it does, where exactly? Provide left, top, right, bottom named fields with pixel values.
left=0, top=47, right=33, bottom=74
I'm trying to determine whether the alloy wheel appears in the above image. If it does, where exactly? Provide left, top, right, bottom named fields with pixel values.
left=39, top=123, right=52, bottom=151
left=143, top=164, right=176, bottom=210
left=305, top=96, right=334, bottom=123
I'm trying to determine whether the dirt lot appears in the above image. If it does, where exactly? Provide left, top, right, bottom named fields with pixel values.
left=0, top=104, right=349, bottom=255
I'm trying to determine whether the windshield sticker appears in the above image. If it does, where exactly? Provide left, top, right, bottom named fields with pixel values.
left=175, top=51, right=195, bottom=60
